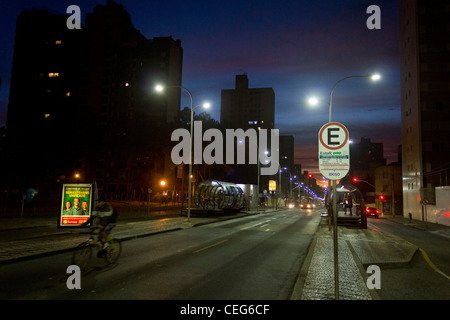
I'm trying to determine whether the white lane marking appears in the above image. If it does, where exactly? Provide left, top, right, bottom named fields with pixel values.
left=241, top=220, right=271, bottom=230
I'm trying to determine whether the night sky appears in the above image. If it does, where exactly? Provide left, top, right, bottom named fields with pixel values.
left=0, top=0, right=400, bottom=177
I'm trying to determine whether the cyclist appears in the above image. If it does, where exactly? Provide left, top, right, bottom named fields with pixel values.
left=82, top=201, right=118, bottom=248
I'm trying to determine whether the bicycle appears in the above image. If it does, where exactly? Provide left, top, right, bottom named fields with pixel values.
left=72, top=227, right=122, bottom=270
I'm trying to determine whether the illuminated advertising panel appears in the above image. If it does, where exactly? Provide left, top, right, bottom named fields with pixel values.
left=59, top=183, right=93, bottom=227
left=269, top=180, right=277, bottom=191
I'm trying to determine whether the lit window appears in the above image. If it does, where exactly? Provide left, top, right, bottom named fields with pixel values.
left=55, top=40, right=62, bottom=45
left=65, top=92, right=70, bottom=97
left=48, top=72, right=59, bottom=77
left=125, top=82, right=129, bottom=87
left=44, top=114, right=50, bottom=118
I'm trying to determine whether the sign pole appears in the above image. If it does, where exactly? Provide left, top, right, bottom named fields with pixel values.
left=333, top=179, right=339, bottom=300
left=318, top=122, right=350, bottom=300
left=328, top=180, right=331, bottom=231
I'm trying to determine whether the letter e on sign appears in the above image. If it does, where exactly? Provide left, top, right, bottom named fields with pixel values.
left=319, top=122, right=349, bottom=150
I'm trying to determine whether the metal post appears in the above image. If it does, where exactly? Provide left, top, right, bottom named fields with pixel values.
left=147, top=192, right=149, bottom=216
left=332, top=179, right=339, bottom=300
left=257, top=148, right=260, bottom=209
left=20, top=194, right=25, bottom=219
left=328, top=179, right=331, bottom=231
left=188, top=105, right=193, bottom=222
left=278, top=166, right=281, bottom=208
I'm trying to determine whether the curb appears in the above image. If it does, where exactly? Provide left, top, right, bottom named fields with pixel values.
left=289, top=233, right=318, bottom=300
left=289, top=219, right=321, bottom=300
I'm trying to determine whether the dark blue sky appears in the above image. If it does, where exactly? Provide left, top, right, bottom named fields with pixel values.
left=0, top=0, right=400, bottom=176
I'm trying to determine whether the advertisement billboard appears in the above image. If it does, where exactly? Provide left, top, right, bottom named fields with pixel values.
left=59, top=183, right=93, bottom=228
left=269, top=180, right=277, bottom=191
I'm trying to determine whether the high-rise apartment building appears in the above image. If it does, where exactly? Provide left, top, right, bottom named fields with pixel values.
left=78, top=1, right=183, bottom=198
left=348, top=137, right=386, bottom=203
left=5, top=9, right=83, bottom=194
left=220, top=74, right=275, bottom=188
left=4, top=2, right=183, bottom=202
left=349, top=137, right=386, bottom=183
left=399, top=1, right=450, bottom=220
left=221, top=74, right=274, bottom=130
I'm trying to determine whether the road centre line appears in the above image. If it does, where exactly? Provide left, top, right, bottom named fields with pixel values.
left=193, top=239, right=228, bottom=253
left=418, top=247, right=450, bottom=281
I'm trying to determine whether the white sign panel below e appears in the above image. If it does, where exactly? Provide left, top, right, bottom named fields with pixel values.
left=318, top=122, right=350, bottom=180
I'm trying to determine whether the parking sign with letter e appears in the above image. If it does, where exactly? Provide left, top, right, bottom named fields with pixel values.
left=318, top=122, right=350, bottom=180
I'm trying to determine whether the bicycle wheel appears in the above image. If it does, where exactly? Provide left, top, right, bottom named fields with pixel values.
left=72, top=242, right=92, bottom=270
left=103, top=238, right=122, bottom=264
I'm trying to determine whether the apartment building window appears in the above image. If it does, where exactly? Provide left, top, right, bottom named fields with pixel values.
left=48, top=72, right=59, bottom=78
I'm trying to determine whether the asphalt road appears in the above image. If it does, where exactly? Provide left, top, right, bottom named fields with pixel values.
left=367, top=218, right=450, bottom=300
left=0, top=208, right=321, bottom=300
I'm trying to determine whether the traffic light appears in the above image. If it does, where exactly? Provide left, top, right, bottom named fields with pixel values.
left=353, top=177, right=358, bottom=182
left=379, top=195, right=384, bottom=200
left=308, top=174, right=313, bottom=178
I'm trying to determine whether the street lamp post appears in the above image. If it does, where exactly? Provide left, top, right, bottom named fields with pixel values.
left=155, top=85, right=210, bottom=222
left=281, top=168, right=293, bottom=201
left=264, top=158, right=282, bottom=209
left=239, top=138, right=265, bottom=209
left=308, top=73, right=380, bottom=300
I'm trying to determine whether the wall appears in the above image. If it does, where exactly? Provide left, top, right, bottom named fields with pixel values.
left=424, top=186, right=450, bottom=226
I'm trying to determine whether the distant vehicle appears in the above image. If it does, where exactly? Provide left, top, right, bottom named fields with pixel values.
left=300, top=202, right=316, bottom=209
left=366, top=207, right=380, bottom=218
left=288, top=200, right=299, bottom=208
left=299, top=196, right=315, bottom=209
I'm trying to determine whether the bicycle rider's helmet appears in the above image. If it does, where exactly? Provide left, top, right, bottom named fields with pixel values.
left=93, top=201, right=113, bottom=217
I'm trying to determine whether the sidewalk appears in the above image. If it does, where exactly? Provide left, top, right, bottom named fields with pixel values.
left=386, top=215, right=450, bottom=238
left=0, top=207, right=270, bottom=264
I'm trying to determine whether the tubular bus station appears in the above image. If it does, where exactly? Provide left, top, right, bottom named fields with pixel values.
left=192, top=180, right=246, bottom=214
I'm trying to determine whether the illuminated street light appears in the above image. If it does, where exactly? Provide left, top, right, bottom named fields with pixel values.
left=371, top=74, right=381, bottom=81
left=160, top=180, right=166, bottom=187
left=155, top=84, right=211, bottom=222
left=307, top=74, right=381, bottom=122
left=307, top=97, right=319, bottom=106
